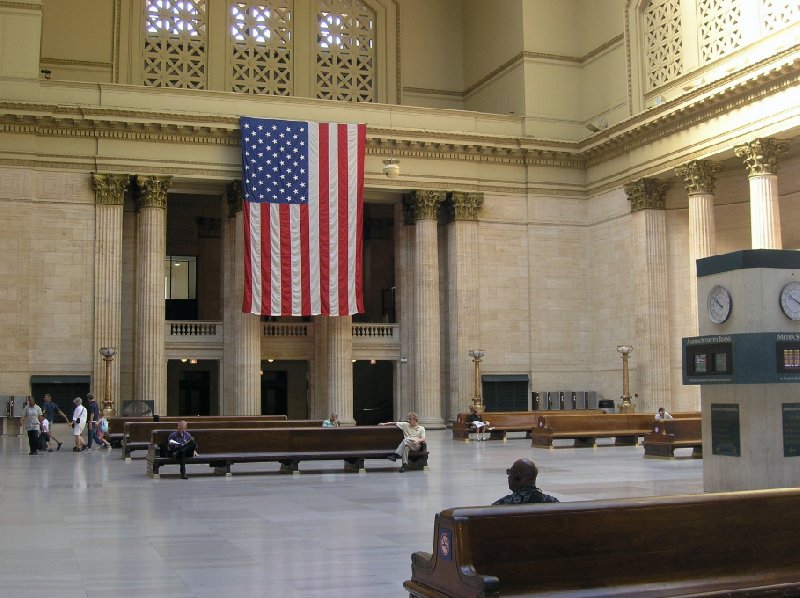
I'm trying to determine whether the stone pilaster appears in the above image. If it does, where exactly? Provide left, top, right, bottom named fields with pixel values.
left=91, top=173, right=129, bottom=414
left=624, top=178, right=671, bottom=414
left=407, top=190, right=446, bottom=428
left=734, top=138, right=789, bottom=249
left=222, top=181, right=261, bottom=415
left=312, top=314, right=330, bottom=419
left=445, top=192, right=483, bottom=422
left=133, top=175, right=170, bottom=415
left=675, top=161, right=720, bottom=336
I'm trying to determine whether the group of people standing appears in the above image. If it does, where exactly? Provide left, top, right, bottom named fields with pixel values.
left=20, top=393, right=111, bottom=455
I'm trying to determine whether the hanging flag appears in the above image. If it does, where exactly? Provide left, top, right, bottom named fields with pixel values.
left=239, top=116, right=365, bottom=316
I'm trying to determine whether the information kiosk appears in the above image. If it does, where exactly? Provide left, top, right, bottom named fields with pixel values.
left=684, top=250, right=800, bottom=491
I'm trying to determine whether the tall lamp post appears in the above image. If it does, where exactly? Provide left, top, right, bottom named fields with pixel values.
left=468, top=349, right=485, bottom=414
left=616, top=345, right=634, bottom=413
left=99, top=347, right=116, bottom=418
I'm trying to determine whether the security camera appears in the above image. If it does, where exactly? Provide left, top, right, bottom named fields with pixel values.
left=382, top=158, right=400, bottom=178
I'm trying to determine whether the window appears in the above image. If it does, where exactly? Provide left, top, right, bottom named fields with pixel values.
left=315, top=0, right=375, bottom=102
left=143, top=0, right=208, bottom=89
left=229, top=1, right=293, bottom=95
left=164, top=256, right=197, bottom=300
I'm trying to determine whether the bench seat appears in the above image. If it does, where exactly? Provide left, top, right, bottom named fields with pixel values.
left=145, top=426, right=429, bottom=477
left=405, top=488, right=800, bottom=597
left=643, top=417, right=702, bottom=458
left=530, top=413, right=700, bottom=448
left=452, top=410, right=605, bottom=440
left=122, top=419, right=324, bottom=458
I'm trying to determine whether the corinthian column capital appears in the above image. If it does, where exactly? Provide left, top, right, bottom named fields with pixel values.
left=135, top=175, right=172, bottom=210
left=624, top=177, right=671, bottom=212
left=405, top=190, right=446, bottom=222
left=227, top=180, right=243, bottom=217
left=446, top=191, right=484, bottom=222
left=91, top=173, right=130, bottom=206
left=674, top=160, right=721, bottom=195
left=734, top=138, right=789, bottom=176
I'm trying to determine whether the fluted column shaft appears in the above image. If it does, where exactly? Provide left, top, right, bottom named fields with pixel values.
left=408, top=191, right=445, bottom=429
left=396, top=201, right=415, bottom=420
left=92, top=174, right=129, bottom=413
left=748, top=175, right=781, bottom=249
left=676, top=160, right=719, bottom=336
left=224, top=182, right=261, bottom=415
left=735, top=138, right=788, bottom=250
left=625, top=178, right=671, bottom=414
left=325, top=315, right=354, bottom=425
left=446, top=192, right=483, bottom=423
left=134, top=176, right=170, bottom=415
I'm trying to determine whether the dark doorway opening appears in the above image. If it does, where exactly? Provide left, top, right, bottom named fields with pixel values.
left=179, top=371, right=211, bottom=416
left=261, top=370, right=288, bottom=415
left=30, top=375, right=91, bottom=423
left=353, top=360, right=393, bottom=425
left=482, top=375, right=529, bottom=411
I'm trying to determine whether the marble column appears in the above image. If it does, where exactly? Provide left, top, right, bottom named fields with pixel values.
left=734, top=138, right=789, bottom=250
left=134, top=176, right=170, bottom=415
left=624, top=178, right=671, bottom=414
left=222, top=181, right=261, bottom=415
left=675, top=160, right=720, bottom=335
left=445, top=192, right=483, bottom=423
left=396, top=201, right=415, bottom=420
left=322, top=315, right=354, bottom=425
left=91, top=173, right=129, bottom=414
left=407, top=190, right=446, bottom=429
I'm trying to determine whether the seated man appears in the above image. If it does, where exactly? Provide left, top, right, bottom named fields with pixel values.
left=466, top=405, right=491, bottom=440
left=322, top=412, right=340, bottom=427
left=167, top=420, right=198, bottom=480
left=655, top=407, right=674, bottom=421
left=380, top=412, right=425, bottom=473
left=493, top=458, right=559, bottom=505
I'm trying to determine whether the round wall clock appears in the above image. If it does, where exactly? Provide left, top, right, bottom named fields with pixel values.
left=779, top=281, right=800, bottom=321
left=707, top=285, right=732, bottom=324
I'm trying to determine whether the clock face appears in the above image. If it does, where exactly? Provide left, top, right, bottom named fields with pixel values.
left=707, top=285, right=732, bottom=324
left=779, top=282, right=800, bottom=321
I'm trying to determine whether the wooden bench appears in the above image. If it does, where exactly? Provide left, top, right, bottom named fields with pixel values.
left=452, top=410, right=605, bottom=441
left=404, top=488, right=800, bottom=597
left=145, top=425, right=429, bottom=477
left=643, top=417, right=703, bottom=458
left=108, top=414, right=287, bottom=447
left=531, top=413, right=663, bottom=448
left=531, top=412, right=701, bottom=448
left=121, top=419, right=324, bottom=459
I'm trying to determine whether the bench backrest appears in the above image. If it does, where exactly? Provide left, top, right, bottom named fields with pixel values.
left=149, top=425, right=406, bottom=455
left=650, top=417, right=702, bottom=437
left=535, top=413, right=657, bottom=433
left=125, top=419, right=324, bottom=443
left=408, top=489, right=800, bottom=597
left=109, top=414, right=287, bottom=435
left=456, top=409, right=602, bottom=430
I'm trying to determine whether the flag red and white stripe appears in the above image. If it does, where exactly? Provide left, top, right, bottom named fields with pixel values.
left=240, top=117, right=365, bottom=316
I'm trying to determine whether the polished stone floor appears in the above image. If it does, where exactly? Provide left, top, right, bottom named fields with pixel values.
left=0, top=424, right=703, bottom=598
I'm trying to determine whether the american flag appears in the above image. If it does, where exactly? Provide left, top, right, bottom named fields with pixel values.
left=239, top=117, right=365, bottom=316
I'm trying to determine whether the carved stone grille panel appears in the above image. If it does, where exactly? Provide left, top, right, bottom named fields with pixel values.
left=144, top=0, right=208, bottom=89
left=229, top=1, right=293, bottom=95
left=644, top=0, right=683, bottom=91
left=761, top=0, right=800, bottom=32
left=315, top=0, right=375, bottom=102
left=698, top=0, right=743, bottom=64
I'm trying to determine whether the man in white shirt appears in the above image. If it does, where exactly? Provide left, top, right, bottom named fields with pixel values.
left=655, top=407, right=674, bottom=421
left=380, top=412, right=425, bottom=473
